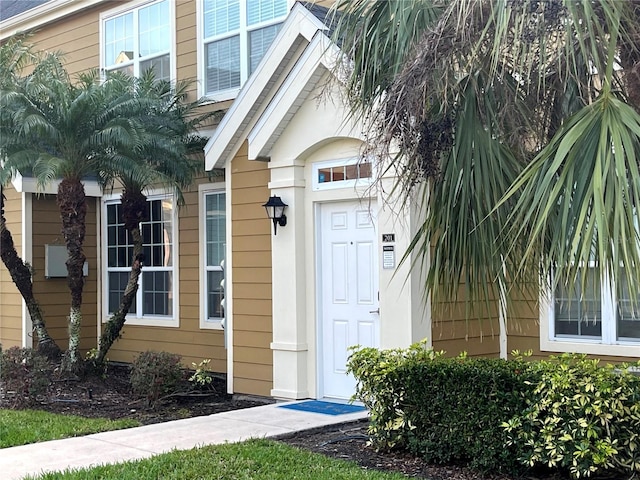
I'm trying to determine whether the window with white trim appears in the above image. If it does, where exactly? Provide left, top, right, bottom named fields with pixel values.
left=105, top=195, right=176, bottom=323
left=102, top=0, right=172, bottom=80
left=312, top=158, right=374, bottom=191
left=550, top=268, right=640, bottom=344
left=201, top=0, right=287, bottom=97
left=203, top=190, right=226, bottom=324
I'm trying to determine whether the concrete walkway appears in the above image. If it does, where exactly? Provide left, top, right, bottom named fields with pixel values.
left=0, top=401, right=368, bottom=480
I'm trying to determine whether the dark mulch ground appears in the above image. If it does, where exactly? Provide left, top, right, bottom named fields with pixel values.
left=21, top=363, right=271, bottom=425
left=2, top=364, right=612, bottom=480
left=276, top=421, right=574, bottom=480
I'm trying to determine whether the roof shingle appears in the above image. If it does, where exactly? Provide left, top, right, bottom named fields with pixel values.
left=0, top=0, right=51, bottom=22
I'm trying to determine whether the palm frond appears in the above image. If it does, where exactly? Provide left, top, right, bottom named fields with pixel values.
left=501, top=92, right=640, bottom=300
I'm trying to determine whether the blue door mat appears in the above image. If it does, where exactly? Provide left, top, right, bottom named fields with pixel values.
left=278, top=400, right=366, bottom=416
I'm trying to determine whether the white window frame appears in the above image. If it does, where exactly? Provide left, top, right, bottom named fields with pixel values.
left=102, top=190, right=179, bottom=328
left=311, top=157, right=375, bottom=192
left=199, top=183, right=226, bottom=330
left=196, top=0, right=290, bottom=101
left=100, top=0, right=176, bottom=81
left=540, top=271, right=640, bottom=357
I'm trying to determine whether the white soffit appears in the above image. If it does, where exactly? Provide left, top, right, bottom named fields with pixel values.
left=12, top=173, right=102, bottom=197
left=204, top=3, right=328, bottom=171
left=247, top=32, right=339, bottom=161
left=0, top=0, right=107, bottom=41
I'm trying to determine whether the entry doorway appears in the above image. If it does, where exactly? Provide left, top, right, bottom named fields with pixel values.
left=318, top=200, right=380, bottom=399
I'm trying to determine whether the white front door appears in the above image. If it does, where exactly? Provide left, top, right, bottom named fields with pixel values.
left=319, top=200, right=379, bottom=399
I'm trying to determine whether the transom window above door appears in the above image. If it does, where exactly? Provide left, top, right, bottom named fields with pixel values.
left=201, top=0, right=288, bottom=99
left=312, top=158, right=374, bottom=191
left=102, top=0, right=172, bottom=81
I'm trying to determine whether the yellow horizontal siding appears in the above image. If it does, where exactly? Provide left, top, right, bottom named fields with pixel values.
left=233, top=377, right=272, bottom=397
left=232, top=219, right=272, bottom=236
left=232, top=251, right=272, bottom=268
left=29, top=195, right=98, bottom=353
left=1, top=183, right=23, bottom=288
left=234, top=283, right=272, bottom=300
left=24, top=6, right=100, bottom=77
left=433, top=338, right=501, bottom=358
left=431, top=318, right=501, bottom=341
left=0, top=185, right=23, bottom=353
left=233, top=299, right=272, bottom=316
left=234, top=315, right=273, bottom=333
left=234, top=330, right=272, bottom=349
left=233, top=267, right=271, bottom=284
left=231, top=144, right=273, bottom=396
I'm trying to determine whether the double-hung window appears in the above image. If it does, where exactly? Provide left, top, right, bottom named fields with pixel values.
left=102, top=0, right=172, bottom=80
left=543, top=267, right=640, bottom=355
left=201, top=0, right=288, bottom=98
left=200, top=186, right=226, bottom=329
left=105, top=194, right=177, bottom=326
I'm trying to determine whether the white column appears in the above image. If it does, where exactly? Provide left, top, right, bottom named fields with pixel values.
left=268, top=160, right=310, bottom=399
left=21, top=192, right=33, bottom=348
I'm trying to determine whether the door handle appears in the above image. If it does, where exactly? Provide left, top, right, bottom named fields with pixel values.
left=369, top=308, right=380, bottom=314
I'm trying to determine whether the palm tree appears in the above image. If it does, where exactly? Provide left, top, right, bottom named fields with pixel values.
left=94, top=70, right=217, bottom=367
left=331, top=0, right=640, bottom=308
left=0, top=38, right=61, bottom=358
left=0, top=57, right=165, bottom=372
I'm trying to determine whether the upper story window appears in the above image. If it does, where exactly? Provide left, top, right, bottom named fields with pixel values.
left=201, top=0, right=287, bottom=98
left=104, top=193, right=177, bottom=326
left=102, top=0, right=172, bottom=81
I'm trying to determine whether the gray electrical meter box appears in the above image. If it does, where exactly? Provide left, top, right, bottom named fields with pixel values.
left=45, top=245, right=89, bottom=278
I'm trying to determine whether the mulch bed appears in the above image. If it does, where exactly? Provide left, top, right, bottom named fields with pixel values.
left=10, top=363, right=271, bottom=425
left=275, top=421, right=574, bottom=480
left=1, top=364, right=617, bottom=479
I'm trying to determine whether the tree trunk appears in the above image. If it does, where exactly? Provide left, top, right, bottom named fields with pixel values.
left=94, top=187, right=149, bottom=367
left=0, top=187, right=61, bottom=359
left=95, top=228, right=143, bottom=366
left=57, top=178, right=87, bottom=373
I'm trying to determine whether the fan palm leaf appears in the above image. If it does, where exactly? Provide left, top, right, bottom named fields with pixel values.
left=332, top=0, right=640, bottom=315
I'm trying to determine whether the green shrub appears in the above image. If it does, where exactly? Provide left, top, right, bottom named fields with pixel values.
left=347, top=341, right=536, bottom=473
left=130, top=351, right=184, bottom=407
left=503, top=353, right=640, bottom=479
left=0, top=346, right=51, bottom=407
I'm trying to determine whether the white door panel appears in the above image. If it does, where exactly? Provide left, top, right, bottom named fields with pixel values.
left=319, top=200, right=379, bottom=399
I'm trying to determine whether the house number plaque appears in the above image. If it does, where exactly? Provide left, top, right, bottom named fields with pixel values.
left=382, top=233, right=395, bottom=243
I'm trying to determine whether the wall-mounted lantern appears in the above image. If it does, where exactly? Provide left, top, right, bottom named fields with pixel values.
left=262, top=195, right=287, bottom=235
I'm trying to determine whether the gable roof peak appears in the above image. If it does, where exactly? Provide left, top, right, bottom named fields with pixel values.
left=204, top=1, right=336, bottom=170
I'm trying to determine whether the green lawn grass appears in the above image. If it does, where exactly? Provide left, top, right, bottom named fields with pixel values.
left=26, top=439, right=407, bottom=480
left=0, top=409, right=140, bottom=448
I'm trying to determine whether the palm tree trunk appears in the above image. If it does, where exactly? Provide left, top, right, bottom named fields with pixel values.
left=94, top=187, right=149, bottom=367
left=57, top=178, right=87, bottom=373
left=95, top=227, right=143, bottom=366
left=0, top=187, right=61, bottom=359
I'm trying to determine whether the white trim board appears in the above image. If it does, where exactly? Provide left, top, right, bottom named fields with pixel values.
left=0, top=0, right=107, bottom=41
left=12, top=174, right=102, bottom=197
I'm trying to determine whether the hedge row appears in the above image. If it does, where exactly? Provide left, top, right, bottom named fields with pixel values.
left=347, top=342, right=640, bottom=478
